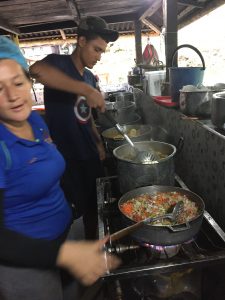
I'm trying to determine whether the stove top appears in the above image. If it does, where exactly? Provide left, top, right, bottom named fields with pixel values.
left=97, top=175, right=225, bottom=282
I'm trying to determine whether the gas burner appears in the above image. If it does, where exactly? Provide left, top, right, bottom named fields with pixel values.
left=97, top=175, right=225, bottom=300
left=141, top=242, right=181, bottom=259
left=132, top=268, right=201, bottom=299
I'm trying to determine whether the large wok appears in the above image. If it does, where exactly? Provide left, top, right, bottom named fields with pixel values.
left=118, top=185, right=205, bottom=245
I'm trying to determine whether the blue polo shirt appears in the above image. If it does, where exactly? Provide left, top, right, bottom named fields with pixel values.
left=0, top=112, right=72, bottom=240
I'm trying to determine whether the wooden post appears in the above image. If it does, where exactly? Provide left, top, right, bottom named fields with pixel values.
left=134, top=19, right=143, bottom=65
left=163, top=0, right=178, bottom=82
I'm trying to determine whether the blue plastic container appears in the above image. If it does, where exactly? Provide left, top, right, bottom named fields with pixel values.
left=169, top=45, right=205, bottom=102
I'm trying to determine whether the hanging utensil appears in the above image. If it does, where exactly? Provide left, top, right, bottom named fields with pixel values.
left=110, top=201, right=184, bottom=242
left=103, top=111, right=158, bottom=163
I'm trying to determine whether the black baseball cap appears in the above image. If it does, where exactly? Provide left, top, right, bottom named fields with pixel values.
left=77, top=16, right=119, bottom=42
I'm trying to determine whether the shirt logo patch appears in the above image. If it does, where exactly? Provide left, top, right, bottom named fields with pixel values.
left=74, top=96, right=91, bottom=124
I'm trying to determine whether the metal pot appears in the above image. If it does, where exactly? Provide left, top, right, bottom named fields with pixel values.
left=113, top=141, right=176, bottom=193
left=101, top=124, right=152, bottom=152
left=211, top=91, right=225, bottom=129
left=115, top=100, right=136, bottom=124
left=118, top=185, right=205, bottom=245
left=114, top=91, right=134, bottom=102
left=179, top=90, right=213, bottom=117
left=97, top=110, right=142, bottom=130
left=119, top=113, right=142, bottom=125
left=107, top=91, right=134, bottom=103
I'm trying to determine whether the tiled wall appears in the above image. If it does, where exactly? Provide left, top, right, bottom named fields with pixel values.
left=137, top=91, right=225, bottom=231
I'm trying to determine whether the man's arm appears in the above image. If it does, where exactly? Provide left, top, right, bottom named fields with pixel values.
left=29, top=61, right=105, bottom=112
left=91, top=116, right=106, bottom=161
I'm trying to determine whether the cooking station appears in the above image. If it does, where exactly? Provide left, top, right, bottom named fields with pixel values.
left=97, top=175, right=225, bottom=300
left=94, top=89, right=225, bottom=299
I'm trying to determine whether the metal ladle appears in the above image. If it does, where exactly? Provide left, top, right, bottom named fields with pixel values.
left=103, top=111, right=158, bottom=163
left=110, top=201, right=184, bottom=242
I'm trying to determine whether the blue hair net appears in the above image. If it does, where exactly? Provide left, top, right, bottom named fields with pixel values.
left=0, top=36, right=28, bottom=71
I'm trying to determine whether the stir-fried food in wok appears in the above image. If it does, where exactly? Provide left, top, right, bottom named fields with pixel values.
left=120, top=192, right=199, bottom=225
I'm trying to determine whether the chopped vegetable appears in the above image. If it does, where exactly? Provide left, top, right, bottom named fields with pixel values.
left=120, top=191, right=199, bottom=225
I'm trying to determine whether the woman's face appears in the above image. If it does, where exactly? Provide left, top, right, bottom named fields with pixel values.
left=0, top=59, right=32, bottom=125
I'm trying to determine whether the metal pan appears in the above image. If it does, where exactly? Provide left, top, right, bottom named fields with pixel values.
left=101, top=124, right=152, bottom=152
left=118, top=185, right=205, bottom=245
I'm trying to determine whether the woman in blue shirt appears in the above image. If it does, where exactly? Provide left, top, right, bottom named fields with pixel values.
left=0, top=36, right=119, bottom=300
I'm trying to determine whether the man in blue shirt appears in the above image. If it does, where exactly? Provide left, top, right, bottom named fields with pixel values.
left=30, top=16, right=119, bottom=239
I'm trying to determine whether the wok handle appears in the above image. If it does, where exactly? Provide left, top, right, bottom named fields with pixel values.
left=110, top=221, right=144, bottom=242
left=167, top=222, right=191, bottom=232
left=110, top=214, right=167, bottom=241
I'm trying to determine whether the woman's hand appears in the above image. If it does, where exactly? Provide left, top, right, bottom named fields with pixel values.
left=56, top=237, right=120, bottom=286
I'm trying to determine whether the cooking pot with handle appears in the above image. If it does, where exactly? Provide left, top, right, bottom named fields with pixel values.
left=118, top=185, right=205, bottom=245
left=211, top=91, right=225, bottom=129
left=101, top=124, right=152, bottom=153
left=113, top=141, right=177, bottom=193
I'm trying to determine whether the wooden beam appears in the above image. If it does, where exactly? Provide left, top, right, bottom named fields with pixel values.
left=7, top=13, right=74, bottom=26
left=66, top=0, right=80, bottom=21
left=104, top=13, right=136, bottom=23
left=0, top=0, right=65, bottom=6
left=178, top=0, right=204, bottom=8
left=139, top=0, right=163, bottom=20
left=1, top=7, right=70, bottom=18
left=0, top=16, right=20, bottom=34
left=0, top=2, right=67, bottom=13
left=163, top=0, right=178, bottom=82
left=178, top=5, right=194, bottom=20
left=59, top=29, right=66, bottom=40
left=179, top=0, right=225, bottom=28
left=141, top=18, right=161, bottom=35
left=18, top=21, right=77, bottom=34
left=81, top=8, right=136, bottom=16
left=134, top=19, right=142, bottom=65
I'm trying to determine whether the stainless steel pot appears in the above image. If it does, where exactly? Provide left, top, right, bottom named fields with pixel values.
left=211, top=91, right=225, bottom=129
left=114, top=91, right=134, bottom=102
left=97, top=110, right=142, bottom=130
left=179, top=90, right=213, bottom=116
left=118, top=185, right=205, bottom=245
left=106, top=91, right=134, bottom=103
left=101, top=124, right=152, bottom=152
left=115, top=100, right=136, bottom=124
left=97, top=92, right=139, bottom=130
left=113, top=141, right=176, bottom=193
